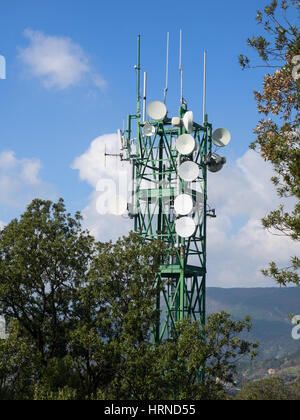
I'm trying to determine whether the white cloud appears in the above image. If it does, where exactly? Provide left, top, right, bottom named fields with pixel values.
left=0, top=150, right=17, bottom=170
left=235, top=218, right=298, bottom=262
left=80, top=193, right=131, bottom=242
left=20, top=158, right=42, bottom=184
left=73, top=138, right=297, bottom=287
left=207, top=150, right=298, bottom=287
left=208, top=150, right=280, bottom=218
left=0, top=221, right=5, bottom=231
left=19, top=29, right=107, bottom=90
left=0, top=150, right=56, bottom=213
left=72, top=133, right=122, bottom=187
left=72, top=133, right=132, bottom=242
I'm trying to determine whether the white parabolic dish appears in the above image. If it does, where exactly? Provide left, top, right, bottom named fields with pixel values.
left=178, top=161, right=199, bottom=182
left=176, top=134, right=196, bottom=155
left=182, top=111, right=194, bottom=133
left=147, top=101, right=167, bottom=121
left=174, top=194, right=194, bottom=215
left=212, top=128, right=231, bottom=147
left=175, top=217, right=196, bottom=238
left=143, top=123, right=155, bottom=137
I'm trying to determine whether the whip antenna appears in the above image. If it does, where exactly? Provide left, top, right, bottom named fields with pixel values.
left=203, top=50, right=207, bottom=123
left=164, top=32, right=170, bottom=104
left=179, top=29, right=183, bottom=104
left=143, top=72, right=147, bottom=121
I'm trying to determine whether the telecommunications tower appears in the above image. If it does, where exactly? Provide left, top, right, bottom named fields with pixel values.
left=116, top=34, right=231, bottom=343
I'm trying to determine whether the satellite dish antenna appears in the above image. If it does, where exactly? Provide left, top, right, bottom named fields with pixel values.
left=109, top=195, right=127, bottom=216
left=176, top=134, right=196, bottom=155
left=178, top=161, right=199, bottom=182
left=174, top=194, right=194, bottom=215
left=206, top=153, right=226, bottom=173
left=182, top=111, right=194, bottom=133
left=147, top=101, right=167, bottom=121
left=175, top=217, right=196, bottom=238
left=143, top=123, right=155, bottom=137
left=212, top=128, right=231, bottom=147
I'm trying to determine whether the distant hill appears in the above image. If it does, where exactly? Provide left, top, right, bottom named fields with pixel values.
left=207, top=287, right=300, bottom=360
left=237, top=348, right=300, bottom=385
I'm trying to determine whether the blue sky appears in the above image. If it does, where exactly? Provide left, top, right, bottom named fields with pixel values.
left=0, top=0, right=298, bottom=287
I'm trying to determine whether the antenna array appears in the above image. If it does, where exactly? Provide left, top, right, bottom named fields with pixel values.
left=115, top=34, right=231, bottom=342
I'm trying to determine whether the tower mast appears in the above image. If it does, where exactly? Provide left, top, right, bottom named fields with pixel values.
left=119, top=35, right=229, bottom=342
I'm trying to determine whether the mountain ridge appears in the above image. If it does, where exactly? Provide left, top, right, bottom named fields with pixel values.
left=206, top=287, right=300, bottom=359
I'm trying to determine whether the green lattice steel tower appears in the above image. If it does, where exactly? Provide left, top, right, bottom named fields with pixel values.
left=119, top=35, right=228, bottom=343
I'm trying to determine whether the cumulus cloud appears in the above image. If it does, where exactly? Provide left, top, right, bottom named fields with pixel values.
left=208, top=150, right=280, bottom=218
left=19, top=29, right=107, bottom=90
left=207, top=150, right=298, bottom=287
left=0, top=151, right=17, bottom=170
left=73, top=137, right=297, bottom=287
left=0, top=150, right=56, bottom=216
left=72, top=133, right=123, bottom=187
left=72, top=133, right=132, bottom=241
left=79, top=195, right=131, bottom=242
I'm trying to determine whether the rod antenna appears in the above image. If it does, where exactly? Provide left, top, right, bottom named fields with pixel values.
left=143, top=72, right=147, bottom=121
left=136, top=35, right=141, bottom=117
left=203, top=50, right=207, bottom=123
left=164, top=32, right=170, bottom=104
left=179, top=29, right=183, bottom=104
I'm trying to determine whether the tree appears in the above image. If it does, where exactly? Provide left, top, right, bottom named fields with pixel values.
left=0, top=198, right=96, bottom=398
left=238, top=377, right=289, bottom=400
left=239, top=0, right=300, bottom=285
left=65, top=231, right=167, bottom=399
left=0, top=198, right=97, bottom=359
left=0, top=321, right=41, bottom=400
left=289, top=377, right=300, bottom=400
left=238, top=376, right=300, bottom=400
left=0, top=199, right=258, bottom=400
left=151, top=313, right=258, bottom=401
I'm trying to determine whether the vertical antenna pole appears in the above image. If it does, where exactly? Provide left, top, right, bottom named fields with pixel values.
left=143, top=72, right=147, bottom=121
left=203, top=50, right=207, bottom=124
left=164, top=32, right=170, bottom=104
left=179, top=30, right=184, bottom=105
left=136, top=35, right=141, bottom=118
left=136, top=35, right=141, bottom=157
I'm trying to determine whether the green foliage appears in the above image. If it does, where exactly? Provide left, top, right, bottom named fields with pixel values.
left=0, top=321, right=40, bottom=400
left=290, top=377, right=300, bottom=399
left=0, top=199, right=257, bottom=400
left=238, top=376, right=300, bottom=400
left=0, top=198, right=97, bottom=364
left=152, top=314, right=258, bottom=400
left=239, top=0, right=299, bottom=70
left=33, top=385, right=78, bottom=401
left=240, top=0, right=300, bottom=286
